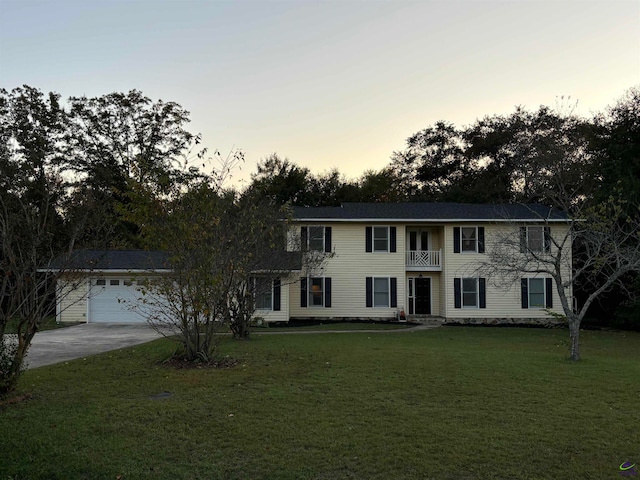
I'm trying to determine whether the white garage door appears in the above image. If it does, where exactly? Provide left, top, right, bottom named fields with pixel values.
left=88, top=278, right=147, bottom=323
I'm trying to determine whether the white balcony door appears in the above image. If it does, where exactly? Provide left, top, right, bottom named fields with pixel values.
left=408, top=230, right=430, bottom=251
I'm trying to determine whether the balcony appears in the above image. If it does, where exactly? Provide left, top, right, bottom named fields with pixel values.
left=406, top=250, right=442, bottom=271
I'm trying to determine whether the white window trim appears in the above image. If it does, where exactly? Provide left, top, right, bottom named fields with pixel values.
left=525, top=226, right=545, bottom=253
left=526, top=278, right=546, bottom=309
left=461, top=277, right=479, bottom=309
left=254, top=278, right=273, bottom=311
left=373, top=276, right=391, bottom=308
left=373, top=226, right=390, bottom=253
left=460, top=226, right=478, bottom=254
left=308, top=225, right=325, bottom=252
left=407, top=229, right=431, bottom=251
left=308, top=276, right=325, bottom=308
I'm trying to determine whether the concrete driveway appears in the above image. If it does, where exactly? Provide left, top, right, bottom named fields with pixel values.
left=24, top=323, right=164, bottom=369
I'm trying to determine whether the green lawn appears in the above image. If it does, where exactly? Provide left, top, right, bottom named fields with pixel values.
left=4, top=317, right=71, bottom=334
left=1, top=327, right=639, bottom=479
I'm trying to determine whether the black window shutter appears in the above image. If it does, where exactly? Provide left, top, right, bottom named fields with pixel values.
left=300, top=277, right=307, bottom=308
left=390, top=227, right=397, bottom=252
left=273, top=278, right=281, bottom=311
left=521, top=279, right=528, bottom=308
left=365, top=226, right=372, bottom=252
left=301, top=227, right=308, bottom=250
left=479, top=278, right=486, bottom=308
left=409, top=231, right=417, bottom=251
left=544, top=226, right=551, bottom=253
left=390, top=278, right=397, bottom=308
left=453, top=227, right=461, bottom=253
left=324, top=226, right=332, bottom=253
left=545, top=278, right=553, bottom=308
left=478, top=227, right=485, bottom=253
left=366, top=277, right=373, bottom=307
left=324, top=277, right=332, bottom=308
left=520, top=227, right=527, bottom=253
left=454, top=278, right=461, bottom=308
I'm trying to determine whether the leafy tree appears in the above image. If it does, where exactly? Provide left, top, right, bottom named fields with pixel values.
left=389, top=108, right=595, bottom=205
left=0, top=86, right=87, bottom=395
left=356, top=168, right=407, bottom=203
left=65, top=90, right=202, bottom=247
left=591, top=86, right=640, bottom=209
left=248, top=154, right=314, bottom=206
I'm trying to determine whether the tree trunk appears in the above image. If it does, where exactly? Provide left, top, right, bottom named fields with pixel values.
left=1, top=341, right=26, bottom=397
left=568, top=318, right=581, bottom=361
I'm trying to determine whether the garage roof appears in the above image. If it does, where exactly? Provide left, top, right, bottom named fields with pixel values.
left=46, top=250, right=170, bottom=271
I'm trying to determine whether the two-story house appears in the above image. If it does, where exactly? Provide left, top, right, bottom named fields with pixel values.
left=257, top=202, right=571, bottom=326
left=52, top=202, right=571, bottom=326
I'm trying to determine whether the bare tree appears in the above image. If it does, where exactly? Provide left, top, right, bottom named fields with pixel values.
left=473, top=201, right=640, bottom=361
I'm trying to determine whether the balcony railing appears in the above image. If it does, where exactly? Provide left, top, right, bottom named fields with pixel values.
left=406, top=250, right=442, bottom=269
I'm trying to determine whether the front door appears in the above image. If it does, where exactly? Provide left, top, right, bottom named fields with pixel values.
left=415, top=277, right=431, bottom=315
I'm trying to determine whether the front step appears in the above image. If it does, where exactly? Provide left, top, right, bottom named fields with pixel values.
left=408, top=315, right=445, bottom=326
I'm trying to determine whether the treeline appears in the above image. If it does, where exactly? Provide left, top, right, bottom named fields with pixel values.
left=250, top=90, right=639, bottom=214
left=1, top=85, right=639, bottom=324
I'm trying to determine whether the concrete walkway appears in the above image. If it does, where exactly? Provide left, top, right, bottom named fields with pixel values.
left=21, top=322, right=439, bottom=370
left=253, top=323, right=439, bottom=335
left=24, top=323, right=164, bottom=369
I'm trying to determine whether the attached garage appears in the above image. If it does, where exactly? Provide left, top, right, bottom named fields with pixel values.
left=49, top=250, right=171, bottom=324
left=88, top=277, right=147, bottom=323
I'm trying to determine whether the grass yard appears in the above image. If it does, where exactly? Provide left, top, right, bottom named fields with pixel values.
left=1, top=327, right=639, bottom=479
left=4, top=317, right=71, bottom=334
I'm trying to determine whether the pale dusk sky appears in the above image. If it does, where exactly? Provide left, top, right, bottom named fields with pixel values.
left=1, top=0, right=638, bottom=185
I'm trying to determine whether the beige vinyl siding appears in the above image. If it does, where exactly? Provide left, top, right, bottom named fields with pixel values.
left=290, top=223, right=405, bottom=319
left=255, top=275, right=291, bottom=323
left=58, top=277, right=89, bottom=323
left=443, top=223, right=571, bottom=319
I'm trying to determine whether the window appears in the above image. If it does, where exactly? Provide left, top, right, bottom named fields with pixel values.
left=366, top=226, right=396, bottom=253
left=521, top=278, right=553, bottom=309
left=520, top=226, right=550, bottom=253
left=96, top=279, right=106, bottom=286
left=528, top=279, right=545, bottom=308
left=309, top=277, right=324, bottom=307
left=453, top=227, right=485, bottom=253
left=366, top=277, right=397, bottom=308
left=373, top=227, right=389, bottom=252
left=255, top=278, right=273, bottom=310
left=461, top=227, right=477, bottom=252
left=300, top=277, right=331, bottom=308
left=373, top=277, right=390, bottom=307
left=309, top=226, right=325, bottom=252
left=454, top=278, right=486, bottom=309
left=109, top=279, right=120, bottom=286
left=301, top=226, right=331, bottom=253
left=462, top=278, right=478, bottom=308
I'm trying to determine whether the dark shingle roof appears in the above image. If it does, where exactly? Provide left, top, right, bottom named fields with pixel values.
left=293, top=202, right=568, bottom=222
left=47, top=249, right=302, bottom=272
left=47, top=250, right=170, bottom=271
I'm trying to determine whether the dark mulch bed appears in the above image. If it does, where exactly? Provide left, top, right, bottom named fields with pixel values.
left=0, top=393, right=32, bottom=409
left=161, top=355, right=238, bottom=370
